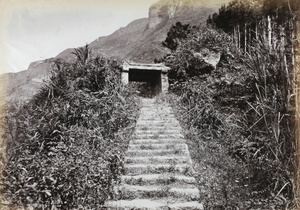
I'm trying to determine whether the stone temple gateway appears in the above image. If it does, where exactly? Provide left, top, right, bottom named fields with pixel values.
left=121, top=62, right=170, bottom=94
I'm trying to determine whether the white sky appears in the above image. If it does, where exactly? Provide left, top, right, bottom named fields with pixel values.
left=0, top=0, right=158, bottom=74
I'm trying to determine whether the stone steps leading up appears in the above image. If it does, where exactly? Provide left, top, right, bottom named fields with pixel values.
left=105, top=97, right=202, bottom=209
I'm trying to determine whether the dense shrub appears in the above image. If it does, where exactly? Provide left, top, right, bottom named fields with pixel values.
left=163, top=26, right=233, bottom=82
left=1, top=46, right=139, bottom=209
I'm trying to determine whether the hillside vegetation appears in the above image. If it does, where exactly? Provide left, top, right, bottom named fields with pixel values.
left=1, top=0, right=230, bottom=105
left=161, top=0, right=299, bottom=208
left=1, top=46, right=139, bottom=209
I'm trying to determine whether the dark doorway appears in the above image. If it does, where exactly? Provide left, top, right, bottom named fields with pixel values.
left=129, top=69, right=162, bottom=97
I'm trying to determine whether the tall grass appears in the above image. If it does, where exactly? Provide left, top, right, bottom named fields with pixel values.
left=166, top=27, right=295, bottom=208
left=244, top=35, right=295, bottom=201
left=168, top=80, right=250, bottom=208
left=1, top=46, right=139, bottom=209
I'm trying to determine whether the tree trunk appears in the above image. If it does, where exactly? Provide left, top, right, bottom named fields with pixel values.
left=268, top=15, right=272, bottom=48
left=249, top=23, right=252, bottom=45
left=238, top=24, right=240, bottom=52
left=245, top=23, right=247, bottom=54
left=233, top=27, right=236, bottom=47
left=262, top=18, right=266, bottom=42
left=255, top=20, right=258, bottom=39
left=295, top=15, right=300, bottom=206
left=280, top=25, right=285, bottom=54
left=235, top=25, right=238, bottom=49
left=292, top=18, right=295, bottom=67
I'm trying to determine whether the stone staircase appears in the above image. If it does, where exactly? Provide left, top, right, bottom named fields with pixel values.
left=105, top=98, right=203, bottom=209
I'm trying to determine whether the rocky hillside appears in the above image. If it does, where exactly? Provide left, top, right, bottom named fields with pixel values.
left=1, top=0, right=230, bottom=103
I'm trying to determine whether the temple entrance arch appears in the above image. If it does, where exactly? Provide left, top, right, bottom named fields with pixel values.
left=121, top=62, right=170, bottom=95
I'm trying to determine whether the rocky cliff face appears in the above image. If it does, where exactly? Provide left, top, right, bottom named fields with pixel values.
left=2, top=0, right=231, bottom=103
left=148, top=0, right=181, bottom=28
left=147, top=0, right=203, bottom=29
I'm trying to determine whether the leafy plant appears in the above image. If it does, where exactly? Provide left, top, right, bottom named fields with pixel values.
left=241, top=34, right=295, bottom=201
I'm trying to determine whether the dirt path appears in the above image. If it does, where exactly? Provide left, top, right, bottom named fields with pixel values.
left=105, top=97, right=203, bottom=209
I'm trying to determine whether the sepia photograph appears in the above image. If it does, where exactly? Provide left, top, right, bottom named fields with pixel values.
left=0, top=0, right=299, bottom=209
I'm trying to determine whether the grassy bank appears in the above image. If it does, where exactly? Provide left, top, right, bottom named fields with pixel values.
left=163, top=25, right=295, bottom=208
left=1, top=46, right=140, bottom=209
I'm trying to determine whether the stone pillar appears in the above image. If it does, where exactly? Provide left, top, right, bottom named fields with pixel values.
left=122, top=65, right=129, bottom=84
left=161, top=71, right=169, bottom=93
left=121, top=71, right=129, bottom=84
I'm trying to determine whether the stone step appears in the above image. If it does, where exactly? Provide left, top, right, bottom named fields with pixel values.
left=135, top=125, right=180, bottom=129
left=139, top=114, right=175, bottom=118
left=137, top=120, right=177, bottom=124
left=135, top=125, right=181, bottom=130
left=135, top=125, right=181, bottom=129
left=138, top=115, right=176, bottom=118
left=135, top=125, right=180, bottom=130
left=116, top=184, right=199, bottom=201
left=134, top=130, right=182, bottom=135
left=105, top=199, right=203, bottom=210
left=133, top=134, right=185, bottom=139
left=121, top=178, right=197, bottom=190
left=130, top=139, right=185, bottom=145
left=139, top=112, right=176, bottom=116
left=137, top=119, right=179, bottom=123
left=138, top=117, right=177, bottom=121
left=139, top=111, right=175, bottom=116
left=140, top=107, right=173, bottom=111
left=124, top=163, right=193, bottom=175
left=167, top=201, right=203, bottom=210
left=128, top=143, right=188, bottom=151
left=125, top=156, right=192, bottom=165
left=122, top=174, right=197, bottom=186
left=136, top=121, right=180, bottom=127
left=126, top=149, right=189, bottom=157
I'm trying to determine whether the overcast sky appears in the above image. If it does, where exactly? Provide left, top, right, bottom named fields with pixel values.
left=0, top=0, right=158, bottom=74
